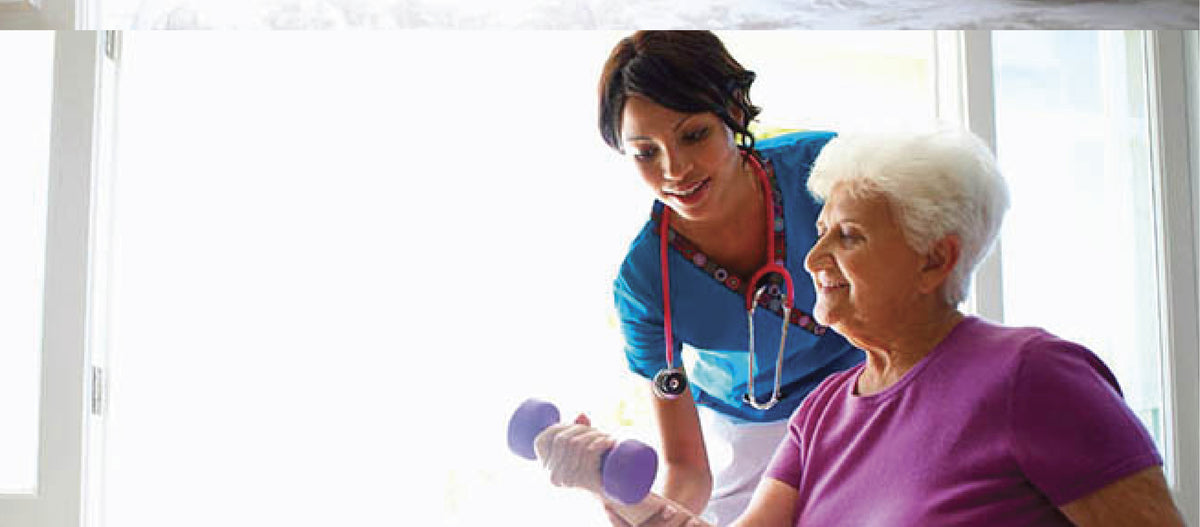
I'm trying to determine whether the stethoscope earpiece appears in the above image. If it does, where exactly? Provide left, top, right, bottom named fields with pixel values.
left=652, top=368, right=689, bottom=400
left=743, top=391, right=784, bottom=407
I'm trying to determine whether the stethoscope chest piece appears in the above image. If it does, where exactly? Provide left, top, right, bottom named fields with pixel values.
left=652, top=367, right=688, bottom=400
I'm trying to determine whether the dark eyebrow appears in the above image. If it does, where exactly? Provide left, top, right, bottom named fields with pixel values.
left=671, top=114, right=694, bottom=132
left=625, top=114, right=695, bottom=143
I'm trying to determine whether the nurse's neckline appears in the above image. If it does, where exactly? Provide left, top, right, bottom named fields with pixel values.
left=665, top=155, right=771, bottom=277
left=650, top=157, right=825, bottom=336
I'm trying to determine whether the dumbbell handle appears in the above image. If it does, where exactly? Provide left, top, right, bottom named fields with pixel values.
left=507, top=398, right=658, bottom=505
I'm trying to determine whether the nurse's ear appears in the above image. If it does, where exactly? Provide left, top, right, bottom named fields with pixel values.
left=726, top=105, right=744, bottom=125
left=722, top=106, right=747, bottom=148
left=918, top=234, right=960, bottom=296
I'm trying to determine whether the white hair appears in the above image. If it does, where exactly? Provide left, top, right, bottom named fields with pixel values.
left=807, top=128, right=1010, bottom=306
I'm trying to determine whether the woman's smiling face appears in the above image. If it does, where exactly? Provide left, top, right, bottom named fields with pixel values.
left=803, top=183, right=926, bottom=340
left=619, top=95, right=743, bottom=223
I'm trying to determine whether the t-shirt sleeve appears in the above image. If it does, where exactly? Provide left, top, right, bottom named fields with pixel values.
left=765, top=419, right=803, bottom=488
left=613, top=272, right=671, bottom=380
left=1008, top=335, right=1163, bottom=506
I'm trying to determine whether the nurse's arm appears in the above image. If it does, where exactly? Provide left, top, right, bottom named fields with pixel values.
left=650, top=383, right=713, bottom=515
left=1058, top=466, right=1184, bottom=526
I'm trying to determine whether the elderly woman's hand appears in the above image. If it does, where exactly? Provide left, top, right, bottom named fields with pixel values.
left=533, top=413, right=616, bottom=496
left=603, top=497, right=713, bottom=527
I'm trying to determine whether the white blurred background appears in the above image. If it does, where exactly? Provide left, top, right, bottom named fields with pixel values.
left=99, top=31, right=939, bottom=526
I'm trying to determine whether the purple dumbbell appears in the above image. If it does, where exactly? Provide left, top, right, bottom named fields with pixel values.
left=507, top=398, right=658, bottom=505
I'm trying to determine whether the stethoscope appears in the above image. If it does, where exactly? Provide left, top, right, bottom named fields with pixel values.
left=652, top=154, right=796, bottom=411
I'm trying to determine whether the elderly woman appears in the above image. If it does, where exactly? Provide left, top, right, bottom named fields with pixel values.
left=536, top=128, right=1183, bottom=526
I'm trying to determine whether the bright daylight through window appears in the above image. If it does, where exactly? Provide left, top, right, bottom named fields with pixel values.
left=98, top=31, right=936, bottom=527
left=993, top=31, right=1167, bottom=464
left=0, top=31, right=54, bottom=494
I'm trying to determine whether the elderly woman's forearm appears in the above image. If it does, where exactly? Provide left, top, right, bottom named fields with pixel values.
left=1059, top=467, right=1184, bottom=526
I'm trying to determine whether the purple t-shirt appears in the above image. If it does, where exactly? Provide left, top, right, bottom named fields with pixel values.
left=765, top=316, right=1161, bottom=526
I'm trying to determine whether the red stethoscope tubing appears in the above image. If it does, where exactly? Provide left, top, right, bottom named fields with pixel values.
left=658, top=154, right=795, bottom=370
left=659, top=211, right=676, bottom=367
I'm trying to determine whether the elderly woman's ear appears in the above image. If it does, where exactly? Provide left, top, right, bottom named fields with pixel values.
left=918, top=234, right=961, bottom=297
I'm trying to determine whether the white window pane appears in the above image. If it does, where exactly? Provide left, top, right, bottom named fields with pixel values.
left=993, top=31, right=1165, bottom=461
left=104, top=32, right=933, bottom=526
left=0, top=31, right=54, bottom=493
left=722, top=31, right=936, bottom=133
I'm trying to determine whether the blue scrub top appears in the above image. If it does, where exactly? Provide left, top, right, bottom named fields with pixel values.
left=613, top=131, right=864, bottom=423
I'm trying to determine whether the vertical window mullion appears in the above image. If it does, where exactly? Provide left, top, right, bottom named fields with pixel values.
left=961, top=30, right=1004, bottom=324
left=39, top=29, right=101, bottom=527
left=935, top=29, right=1004, bottom=322
left=83, top=29, right=121, bottom=527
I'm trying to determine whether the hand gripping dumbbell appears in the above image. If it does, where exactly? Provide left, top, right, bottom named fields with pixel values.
left=507, top=398, right=658, bottom=505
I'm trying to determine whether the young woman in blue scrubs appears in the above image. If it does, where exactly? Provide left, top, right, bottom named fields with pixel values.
left=595, top=31, right=864, bottom=525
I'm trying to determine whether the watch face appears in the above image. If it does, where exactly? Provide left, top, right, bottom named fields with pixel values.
left=653, top=368, right=688, bottom=399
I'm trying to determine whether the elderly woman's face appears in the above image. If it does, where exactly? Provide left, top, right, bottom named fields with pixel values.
left=804, top=184, right=926, bottom=337
left=619, top=95, right=743, bottom=223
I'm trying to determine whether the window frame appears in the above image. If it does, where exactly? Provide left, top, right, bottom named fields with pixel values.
left=957, top=29, right=1199, bottom=524
left=0, top=30, right=104, bottom=527
left=934, top=29, right=1005, bottom=322
left=1144, top=29, right=1199, bottom=526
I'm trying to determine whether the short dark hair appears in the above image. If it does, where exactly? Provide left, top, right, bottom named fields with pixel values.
left=598, top=31, right=761, bottom=154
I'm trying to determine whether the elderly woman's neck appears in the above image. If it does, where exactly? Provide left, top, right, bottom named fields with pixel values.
left=853, top=309, right=964, bottom=396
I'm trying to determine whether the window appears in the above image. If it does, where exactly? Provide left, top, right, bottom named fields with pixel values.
left=0, top=30, right=54, bottom=494
left=0, top=30, right=107, bottom=527
left=992, top=30, right=1167, bottom=463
